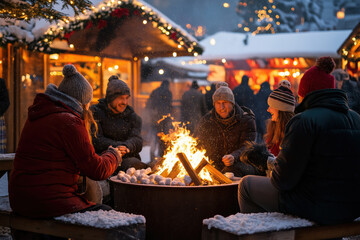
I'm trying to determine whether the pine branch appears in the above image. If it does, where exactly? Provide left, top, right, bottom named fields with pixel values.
left=0, top=0, right=92, bottom=22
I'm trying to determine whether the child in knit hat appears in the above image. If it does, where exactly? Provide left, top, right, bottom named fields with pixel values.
left=265, top=80, right=295, bottom=156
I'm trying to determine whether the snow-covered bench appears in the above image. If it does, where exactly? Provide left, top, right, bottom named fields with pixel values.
left=0, top=196, right=145, bottom=240
left=202, top=212, right=360, bottom=240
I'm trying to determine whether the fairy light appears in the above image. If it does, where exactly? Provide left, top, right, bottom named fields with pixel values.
left=144, top=56, right=149, bottom=61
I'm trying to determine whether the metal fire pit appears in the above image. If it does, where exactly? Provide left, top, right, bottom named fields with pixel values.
left=110, top=176, right=240, bottom=240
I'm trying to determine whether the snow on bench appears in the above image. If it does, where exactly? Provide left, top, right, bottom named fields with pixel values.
left=0, top=196, right=146, bottom=240
left=202, top=212, right=360, bottom=240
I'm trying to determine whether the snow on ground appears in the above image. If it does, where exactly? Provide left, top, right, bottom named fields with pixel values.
left=0, top=175, right=8, bottom=197
left=55, top=210, right=145, bottom=228
left=203, top=212, right=314, bottom=235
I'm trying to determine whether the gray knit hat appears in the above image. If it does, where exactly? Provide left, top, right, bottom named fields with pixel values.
left=267, top=80, right=295, bottom=112
left=212, top=82, right=235, bottom=105
left=106, top=75, right=131, bottom=103
left=58, top=64, right=93, bottom=105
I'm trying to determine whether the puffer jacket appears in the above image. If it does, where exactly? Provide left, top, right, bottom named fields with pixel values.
left=9, top=89, right=119, bottom=218
left=271, top=89, right=360, bottom=225
left=195, top=104, right=256, bottom=170
left=90, top=98, right=143, bottom=160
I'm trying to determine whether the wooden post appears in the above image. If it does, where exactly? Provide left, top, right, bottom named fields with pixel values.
left=167, top=161, right=181, bottom=179
left=204, top=162, right=233, bottom=184
left=176, top=153, right=202, bottom=186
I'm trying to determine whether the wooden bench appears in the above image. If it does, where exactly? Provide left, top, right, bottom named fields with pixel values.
left=0, top=153, right=15, bottom=179
left=202, top=212, right=360, bottom=240
left=0, top=197, right=145, bottom=240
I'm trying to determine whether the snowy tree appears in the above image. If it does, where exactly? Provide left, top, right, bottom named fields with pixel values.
left=236, top=0, right=335, bottom=34
left=0, top=0, right=92, bottom=22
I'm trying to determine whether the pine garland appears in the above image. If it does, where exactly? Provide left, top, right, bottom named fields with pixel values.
left=0, top=0, right=92, bottom=22
left=15, top=0, right=202, bottom=56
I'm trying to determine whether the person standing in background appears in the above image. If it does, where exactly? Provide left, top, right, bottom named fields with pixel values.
left=181, top=80, right=207, bottom=134
left=233, top=75, right=255, bottom=110
left=0, top=78, right=10, bottom=153
left=253, top=81, right=272, bottom=143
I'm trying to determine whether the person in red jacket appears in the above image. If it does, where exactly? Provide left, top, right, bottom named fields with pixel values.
left=9, top=64, right=122, bottom=220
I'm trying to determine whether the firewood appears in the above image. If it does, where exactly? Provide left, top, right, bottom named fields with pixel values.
left=176, top=153, right=202, bottom=186
left=195, top=158, right=208, bottom=175
left=167, top=161, right=181, bottom=179
left=203, top=160, right=233, bottom=184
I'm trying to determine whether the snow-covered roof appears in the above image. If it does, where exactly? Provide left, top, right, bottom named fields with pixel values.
left=0, top=0, right=202, bottom=56
left=199, top=30, right=352, bottom=60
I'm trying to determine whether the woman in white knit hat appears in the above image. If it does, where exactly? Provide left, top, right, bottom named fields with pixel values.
left=265, top=80, right=296, bottom=156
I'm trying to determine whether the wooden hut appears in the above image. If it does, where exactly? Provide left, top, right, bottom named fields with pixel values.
left=0, top=0, right=202, bottom=152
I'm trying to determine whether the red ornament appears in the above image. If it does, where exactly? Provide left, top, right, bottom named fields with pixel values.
left=64, top=31, right=75, bottom=40
left=133, top=9, right=140, bottom=16
left=97, top=19, right=108, bottom=29
left=111, top=8, right=130, bottom=18
left=170, top=32, right=177, bottom=40
left=85, top=21, right=93, bottom=29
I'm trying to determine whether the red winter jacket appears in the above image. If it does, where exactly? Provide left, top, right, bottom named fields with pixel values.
left=9, top=94, right=119, bottom=218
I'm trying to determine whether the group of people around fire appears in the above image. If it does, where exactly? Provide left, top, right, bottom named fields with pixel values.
left=6, top=56, right=360, bottom=239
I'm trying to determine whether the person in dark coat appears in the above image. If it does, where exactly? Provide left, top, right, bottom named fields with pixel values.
left=90, top=75, right=147, bottom=172
left=253, top=81, right=272, bottom=143
left=205, top=82, right=216, bottom=111
left=9, top=64, right=122, bottom=219
left=332, top=68, right=360, bottom=114
left=238, top=57, right=360, bottom=225
left=146, top=79, right=173, bottom=159
left=0, top=78, right=10, bottom=153
left=195, top=83, right=261, bottom=177
left=181, top=80, right=207, bottom=133
left=232, top=75, right=255, bottom=110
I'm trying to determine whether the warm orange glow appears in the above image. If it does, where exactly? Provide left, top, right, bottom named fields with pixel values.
left=155, top=122, right=214, bottom=183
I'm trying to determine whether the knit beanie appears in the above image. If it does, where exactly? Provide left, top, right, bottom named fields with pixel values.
left=58, top=64, right=93, bottom=105
left=298, top=57, right=335, bottom=98
left=212, top=82, right=235, bottom=105
left=105, top=75, right=131, bottom=103
left=267, top=80, right=296, bottom=112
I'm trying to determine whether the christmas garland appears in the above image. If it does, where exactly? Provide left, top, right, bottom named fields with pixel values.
left=340, top=32, right=360, bottom=63
left=28, top=0, right=203, bottom=56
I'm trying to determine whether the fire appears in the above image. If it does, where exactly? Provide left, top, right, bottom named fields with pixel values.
left=154, top=121, right=214, bottom=184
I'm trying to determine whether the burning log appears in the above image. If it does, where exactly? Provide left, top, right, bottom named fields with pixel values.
left=203, top=160, right=233, bottom=184
left=167, top=161, right=181, bottom=179
left=176, top=153, right=202, bottom=186
left=195, top=158, right=208, bottom=175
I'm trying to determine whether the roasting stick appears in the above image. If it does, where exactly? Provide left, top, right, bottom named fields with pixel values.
left=176, top=153, right=202, bottom=186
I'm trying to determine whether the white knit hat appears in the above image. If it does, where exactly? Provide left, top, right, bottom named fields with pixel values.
left=267, top=80, right=295, bottom=112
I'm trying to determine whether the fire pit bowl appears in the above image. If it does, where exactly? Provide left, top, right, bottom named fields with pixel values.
left=110, top=176, right=240, bottom=240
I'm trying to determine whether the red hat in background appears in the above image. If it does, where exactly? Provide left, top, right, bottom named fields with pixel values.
left=298, top=57, right=336, bottom=98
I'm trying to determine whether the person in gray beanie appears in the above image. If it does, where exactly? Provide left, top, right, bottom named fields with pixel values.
left=91, top=75, right=148, bottom=174
left=9, top=64, right=122, bottom=235
left=195, top=82, right=261, bottom=177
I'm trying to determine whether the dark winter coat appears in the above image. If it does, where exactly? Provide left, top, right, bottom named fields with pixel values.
left=181, top=88, right=207, bottom=133
left=90, top=98, right=143, bottom=160
left=253, top=82, right=272, bottom=136
left=195, top=104, right=257, bottom=171
left=9, top=89, right=119, bottom=218
left=232, top=83, right=255, bottom=110
left=271, top=89, right=360, bottom=225
left=0, top=78, right=10, bottom=116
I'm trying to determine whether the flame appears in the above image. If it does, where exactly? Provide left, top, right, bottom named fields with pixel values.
left=154, top=121, right=214, bottom=183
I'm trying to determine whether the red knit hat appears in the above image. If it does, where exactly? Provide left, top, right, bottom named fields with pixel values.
left=298, top=57, right=336, bottom=98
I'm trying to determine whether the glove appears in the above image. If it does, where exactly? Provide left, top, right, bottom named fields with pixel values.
left=108, top=146, right=122, bottom=166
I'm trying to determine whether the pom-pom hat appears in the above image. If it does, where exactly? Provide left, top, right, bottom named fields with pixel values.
left=268, top=80, right=296, bottom=112
left=58, top=64, right=93, bottom=105
left=298, top=57, right=336, bottom=98
left=212, top=82, right=235, bottom=105
left=105, top=75, right=131, bottom=103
